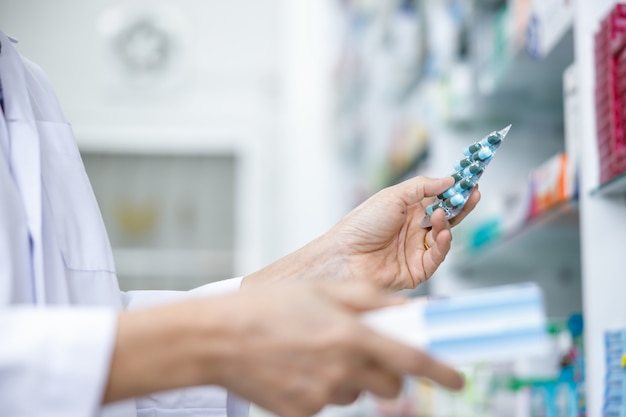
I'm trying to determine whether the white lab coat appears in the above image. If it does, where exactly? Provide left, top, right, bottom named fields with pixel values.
left=0, top=30, right=249, bottom=417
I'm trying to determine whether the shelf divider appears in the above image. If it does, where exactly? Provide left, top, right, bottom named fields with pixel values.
left=590, top=172, right=626, bottom=198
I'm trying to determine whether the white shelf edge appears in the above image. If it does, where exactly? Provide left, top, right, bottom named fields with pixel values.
left=450, top=200, right=580, bottom=274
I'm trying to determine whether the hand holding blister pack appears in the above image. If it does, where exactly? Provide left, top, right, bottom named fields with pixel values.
left=420, top=124, right=512, bottom=228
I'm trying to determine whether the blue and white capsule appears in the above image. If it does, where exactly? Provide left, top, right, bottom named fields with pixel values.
left=463, top=142, right=483, bottom=157
left=471, top=147, right=493, bottom=162
left=454, top=177, right=475, bottom=192
left=480, top=124, right=511, bottom=148
left=444, top=193, right=466, bottom=208
left=426, top=202, right=446, bottom=217
left=451, top=171, right=464, bottom=182
left=438, top=187, right=457, bottom=200
left=462, top=162, right=484, bottom=177
left=453, top=157, right=473, bottom=172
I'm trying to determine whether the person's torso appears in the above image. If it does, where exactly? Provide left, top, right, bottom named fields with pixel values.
left=0, top=41, right=122, bottom=308
left=0, top=33, right=234, bottom=417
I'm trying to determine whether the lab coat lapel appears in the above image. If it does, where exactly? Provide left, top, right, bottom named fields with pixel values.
left=0, top=78, right=8, bottom=164
left=0, top=30, right=45, bottom=303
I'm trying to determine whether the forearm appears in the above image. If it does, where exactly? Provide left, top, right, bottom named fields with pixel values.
left=241, top=232, right=346, bottom=288
left=103, top=299, right=233, bottom=403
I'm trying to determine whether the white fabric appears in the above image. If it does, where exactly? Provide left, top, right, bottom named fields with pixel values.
left=0, top=30, right=249, bottom=417
left=0, top=308, right=117, bottom=417
left=123, top=278, right=243, bottom=309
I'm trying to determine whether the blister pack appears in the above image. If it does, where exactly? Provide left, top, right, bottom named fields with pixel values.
left=420, top=124, right=512, bottom=228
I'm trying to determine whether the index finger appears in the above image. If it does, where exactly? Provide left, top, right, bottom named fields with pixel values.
left=358, top=326, right=464, bottom=391
left=417, top=176, right=456, bottom=199
left=390, top=176, right=455, bottom=206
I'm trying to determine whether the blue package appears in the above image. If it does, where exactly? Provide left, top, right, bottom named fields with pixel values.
left=421, top=124, right=512, bottom=228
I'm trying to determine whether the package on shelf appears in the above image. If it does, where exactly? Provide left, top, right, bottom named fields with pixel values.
left=563, top=63, right=580, bottom=200
left=603, top=327, right=626, bottom=417
left=594, top=3, right=626, bottom=184
left=501, top=174, right=533, bottom=235
left=509, top=0, right=532, bottom=50
left=369, top=364, right=496, bottom=417
left=492, top=314, right=585, bottom=417
left=528, top=376, right=578, bottom=417
left=319, top=374, right=492, bottom=417
left=529, top=153, right=574, bottom=217
left=527, top=0, right=574, bottom=58
left=473, top=2, right=518, bottom=89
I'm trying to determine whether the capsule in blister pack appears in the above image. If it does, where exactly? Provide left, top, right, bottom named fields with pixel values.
left=420, top=124, right=511, bottom=228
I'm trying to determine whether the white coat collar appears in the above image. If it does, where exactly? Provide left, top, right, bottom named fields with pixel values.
left=0, top=32, right=36, bottom=124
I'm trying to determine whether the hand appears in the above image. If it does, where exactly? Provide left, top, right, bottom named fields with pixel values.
left=105, top=282, right=463, bottom=417
left=242, top=175, right=479, bottom=292
left=327, top=176, right=480, bottom=290
left=215, top=281, right=464, bottom=417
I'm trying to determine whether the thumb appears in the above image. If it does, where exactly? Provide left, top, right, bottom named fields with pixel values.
left=319, top=282, right=407, bottom=313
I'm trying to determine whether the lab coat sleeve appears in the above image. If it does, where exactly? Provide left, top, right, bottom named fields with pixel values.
left=121, top=276, right=249, bottom=417
left=121, top=276, right=244, bottom=308
left=0, top=307, right=117, bottom=417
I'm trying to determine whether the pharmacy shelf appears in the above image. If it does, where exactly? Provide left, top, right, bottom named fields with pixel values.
left=455, top=27, right=574, bottom=126
left=475, top=0, right=506, bottom=11
left=451, top=200, right=580, bottom=276
left=590, top=171, right=626, bottom=198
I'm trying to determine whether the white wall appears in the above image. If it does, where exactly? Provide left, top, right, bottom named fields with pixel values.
left=278, top=0, right=345, bottom=253
left=0, top=0, right=344, bottom=276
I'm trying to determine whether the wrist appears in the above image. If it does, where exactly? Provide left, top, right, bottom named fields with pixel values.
left=241, top=232, right=345, bottom=288
left=104, top=298, right=235, bottom=403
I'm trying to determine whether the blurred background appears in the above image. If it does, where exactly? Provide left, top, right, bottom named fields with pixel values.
left=0, top=0, right=345, bottom=290
left=4, top=0, right=626, bottom=416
